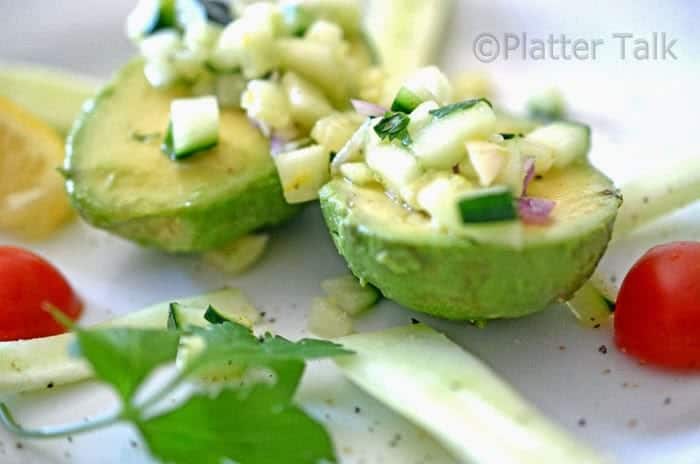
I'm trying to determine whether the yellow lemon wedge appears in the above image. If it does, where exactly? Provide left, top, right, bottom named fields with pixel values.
left=0, top=96, right=73, bottom=239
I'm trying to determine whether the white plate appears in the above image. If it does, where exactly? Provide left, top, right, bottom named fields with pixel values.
left=1, top=1, right=700, bottom=463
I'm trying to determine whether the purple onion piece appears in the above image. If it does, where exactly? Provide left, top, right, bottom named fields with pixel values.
left=351, top=99, right=388, bottom=117
left=270, top=135, right=286, bottom=155
left=518, top=197, right=556, bottom=225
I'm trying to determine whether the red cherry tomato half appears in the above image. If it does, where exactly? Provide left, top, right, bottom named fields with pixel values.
left=615, top=241, right=700, bottom=370
left=0, top=246, right=83, bottom=341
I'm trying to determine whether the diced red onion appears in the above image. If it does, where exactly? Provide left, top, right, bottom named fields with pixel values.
left=522, top=157, right=536, bottom=195
left=270, top=135, right=286, bottom=155
left=518, top=197, right=556, bottom=225
left=351, top=99, right=387, bottom=117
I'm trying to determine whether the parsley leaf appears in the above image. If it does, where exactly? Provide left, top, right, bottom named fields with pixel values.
left=429, top=98, right=493, bottom=119
left=373, top=112, right=412, bottom=147
left=73, top=328, right=180, bottom=403
left=185, top=321, right=353, bottom=375
left=139, top=376, right=336, bottom=464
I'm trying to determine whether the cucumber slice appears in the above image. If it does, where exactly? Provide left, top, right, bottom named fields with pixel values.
left=163, top=96, right=220, bottom=160
left=126, top=0, right=175, bottom=40
left=0, top=289, right=258, bottom=395
left=321, top=274, right=380, bottom=315
left=336, top=324, right=606, bottom=464
left=412, top=100, right=496, bottom=169
left=465, top=141, right=509, bottom=187
left=365, top=142, right=422, bottom=193
left=390, top=86, right=423, bottom=113
left=364, top=0, right=454, bottom=77
left=66, top=60, right=299, bottom=252
left=274, top=144, right=331, bottom=203
left=525, top=122, right=590, bottom=169
left=458, top=186, right=518, bottom=224
left=339, top=162, right=375, bottom=186
left=0, top=64, right=98, bottom=135
left=320, top=162, right=621, bottom=320
left=566, top=282, right=612, bottom=328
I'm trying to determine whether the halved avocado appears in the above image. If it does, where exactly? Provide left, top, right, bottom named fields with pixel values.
left=65, top=60, right=300, bottom=252
left=320, top=162, right=621, bottom=320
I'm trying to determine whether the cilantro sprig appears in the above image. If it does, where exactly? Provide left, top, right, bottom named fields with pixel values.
left=373, top=112, right=413, bottom=148
left=0, top=305, right=352, bottom=464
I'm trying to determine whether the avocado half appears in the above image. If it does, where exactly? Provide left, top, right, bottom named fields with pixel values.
left=65, top=61, right=299, bottom=252
left=320, top=162, right=621, bottom=320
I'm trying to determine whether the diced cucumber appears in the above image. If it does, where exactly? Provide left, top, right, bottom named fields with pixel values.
left=330, top=119, right=370, bottom=171
left=311, top=112, right=364, bottom=152
left=210, top=4, right=280, bottom=77
left=308, top=297, right=354, bottom=338
left=184, top=20, right=222, bottom=51
left=168, top=300, right=238, bottom=329
left=283, top=72, right=334, bottom=130
left=516, top=138, right=555, bottom=175
left=203, top=234, right=270, bottom=274
left=295, top=0, right=362, bottom=37
left=458, top=186, right=518, bottom=224
left=495, top=141, right=524, bottom=195
left=275, top=144, right=331, bottom=203
left=162, top=95, right=220, bottom=160
left=305, top=19, right=345, bottom=45
left=406, top=100, right=439, bottom=136
left=391, top=86, right=423, bottom=113
left=0, top=289, right=258, bottom=395
left=339, top=162, right=376, bottom=186
left=241, top=80, right=292, bottom=131
left=566, top=282, right=612, bottom=329
left=215, top=73, right=246, bottom=107
left=276, top=38, right=351, bottom=105
left=321, top=274, right=380, bottom=315
left=144, top=59, right=179, bottom=88
left=412, top=100, right=496, bottom=169
left=138, top=29, right=181, bottom=61
left=525, top=122, right=590, bottom=169
left=416, top=175, right=473, bottom=230
left=365, top=142, right=422, bottom=193
left=126, top=0, right=175, bottom=40
left=401, top=66, right=452, bottom=105
left=527, top=88, right=567, bottom=121
left=335, top=325, right=606, bottom=464
left=466, top=141, right=509, bottom=187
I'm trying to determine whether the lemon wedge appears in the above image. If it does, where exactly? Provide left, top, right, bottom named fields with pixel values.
left=0, top=96, right=73, bottom=239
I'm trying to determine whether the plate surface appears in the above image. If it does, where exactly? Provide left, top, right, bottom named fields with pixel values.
left=1, top=1, right=700, bottom=463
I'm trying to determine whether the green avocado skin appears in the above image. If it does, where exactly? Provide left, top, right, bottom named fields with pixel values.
left=67, top=168, right=298, bottom=253
left=319, top=175, right=619, bottom=320
left=65, top=61, right=300, bottom=253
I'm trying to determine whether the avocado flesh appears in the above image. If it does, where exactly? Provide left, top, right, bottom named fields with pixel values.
left=65, top=61, right=300, bottom=252
left=320, top=162, right=621, bottom=320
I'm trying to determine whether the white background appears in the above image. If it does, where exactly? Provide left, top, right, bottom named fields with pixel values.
left=1, top=1, right=700, bottom=463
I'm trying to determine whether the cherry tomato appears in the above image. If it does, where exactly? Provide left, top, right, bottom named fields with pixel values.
left=615, top=241, right=700, bottom=369
left=0, top=246, right=82, bottom=341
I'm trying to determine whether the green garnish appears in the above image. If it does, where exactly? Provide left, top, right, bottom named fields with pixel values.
left=429, top=98, right=492, bottom=119
left=458, top=187, right=518, bottom=223
left=0, top=308, right=351, bottom=464
left=161, top=122, right=216, bottom=161
left=390, top=87, right=423, bottom=114
left=499, top=133, right=523, bottom=140
left=373, top=112, right=412, bottom=147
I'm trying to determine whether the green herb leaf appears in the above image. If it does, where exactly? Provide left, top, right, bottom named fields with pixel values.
left=203, top=305, right=232, bottom=325
left=186, top=320, right=352, bottom=375
left=429, top=98, right=492, bottom=119
left=74, top=328, right=180, bottom=402
left=373, top=112, right=412, bottom=148
left=499, top=133, right=523, bottom=140
left=138, top=374, right=336, bottom=464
